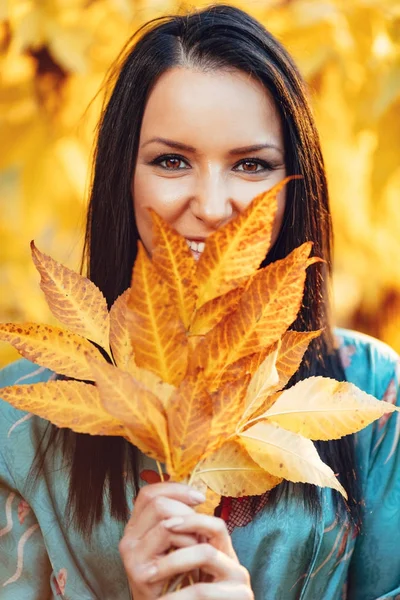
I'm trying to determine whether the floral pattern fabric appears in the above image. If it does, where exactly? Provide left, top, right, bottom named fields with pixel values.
left=0, top=329, right=399, bottom=600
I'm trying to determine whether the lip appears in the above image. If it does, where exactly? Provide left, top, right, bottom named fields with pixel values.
left=184, top=236, right=208, bottom=242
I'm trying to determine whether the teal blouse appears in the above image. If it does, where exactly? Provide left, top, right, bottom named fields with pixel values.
left=0, top=329, right=399, bottom=599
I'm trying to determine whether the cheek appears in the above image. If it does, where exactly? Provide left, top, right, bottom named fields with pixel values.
left=270, top=187, right=286, bottom=247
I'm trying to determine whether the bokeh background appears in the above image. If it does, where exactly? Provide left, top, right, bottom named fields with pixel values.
left=1, top=0, right=400, bottom=366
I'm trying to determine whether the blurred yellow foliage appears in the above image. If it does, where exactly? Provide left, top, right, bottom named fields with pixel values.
left=1, top=0, right=400, bottom=366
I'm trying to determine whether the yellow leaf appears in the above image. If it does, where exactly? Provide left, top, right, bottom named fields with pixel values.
left=89, top=359, right=169, bottom=463
left=196, top=180, right=289, bottom=307
left=275, top=329, right=322, bottom=389
left=150, top=209, right=198, bottom=330
left=190, top=479, right=221, bottom=516
left=201, top=243, right=317, bottom=379
left=127, top=243, right=188, bottom=386
left=197, top=439, right=282, bottom=497
left=240, top=421, right=347, bottom=498
left=190, top=287, right=244, bottom=335
left=109, top=289, right=133, bottom=369
left=168, top=375, right=213, bottom=480
left=239, top=343, right=280, bottom=427
left=0, top=381, right=124, bottom=436
left=30, top=241, right=110, bottom=352
left=260, top=376, right=399, bottom=440
left=127, top=360, right=176, bottom=410
left=0, top=322, right=105, bottom=381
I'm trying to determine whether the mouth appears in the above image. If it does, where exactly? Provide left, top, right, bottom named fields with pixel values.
left=186, top=239, right=205, bottom=261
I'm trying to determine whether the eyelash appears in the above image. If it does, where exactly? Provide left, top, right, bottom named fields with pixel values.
left=150, top=153, right=277, bottom=173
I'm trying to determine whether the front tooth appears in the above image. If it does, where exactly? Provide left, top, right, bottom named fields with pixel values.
left=190, top=241, right=199, bottom=251
left=197, top=241, right=205, bottom=252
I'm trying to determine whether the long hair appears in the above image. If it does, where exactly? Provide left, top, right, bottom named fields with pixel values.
left=34, top=4, right=360, bottom=535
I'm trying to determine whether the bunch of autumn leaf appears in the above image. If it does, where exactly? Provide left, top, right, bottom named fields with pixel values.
left=0, top=178, right=398, bottom=511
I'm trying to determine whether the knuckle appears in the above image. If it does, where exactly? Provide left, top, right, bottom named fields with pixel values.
left=236, top=584, right=254, bottom=600
left=237, top=565, right=251, bottom=584
left=199, top=543, right=217, bottom=562
left=118, top=535, right=137, bottom=558
left=151, top=495, right=169, bottom=518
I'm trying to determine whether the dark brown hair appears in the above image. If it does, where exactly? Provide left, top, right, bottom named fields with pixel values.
left=33, top=4, right=360, bottom=536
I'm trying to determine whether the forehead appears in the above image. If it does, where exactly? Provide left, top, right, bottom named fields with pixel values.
left=139, top=67, right=283, bottom=147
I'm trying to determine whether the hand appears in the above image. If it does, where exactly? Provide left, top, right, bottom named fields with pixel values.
left=119, top=482, right=253, bottom=599
left=119, top=481, right=207, bottom=599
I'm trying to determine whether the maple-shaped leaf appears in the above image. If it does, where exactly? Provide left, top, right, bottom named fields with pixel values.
left=197, top=439, right=282, bottom=497
left=200, top=243, right=318, bottom=380
left=195, top=178, right=291, bottom=307
left=239, top=421, right=347, bottom=498
left=190, top=287, right=244, bottom=336
left=0, top=381, right=124, bottom=436
left=89, top=359, right=169, bottom=463
left=260, top=376, right=400, bottom=440
left=109, top=289, right=133, bottom=370
left=204, top=375, right=251, bottom=457
left=275, top=329, right=322, bottom=390
left=30, top=241, right=110, bottom=352
left=0, top=323, right=105, bottom=381
left=167, top=374, right=213, bottom=481
left=150, top=209, right=198, bottom=330
left=127, top=243, right=188, bottom=386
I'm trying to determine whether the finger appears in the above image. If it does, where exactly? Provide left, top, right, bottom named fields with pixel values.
left=162, top=514, right=237, bottom=559
left=127, top=496, right=196, bottom=539
left=133, top=482, right=206, bottom=516
left=162, top=582, right=254, bottom=600
left=141, top=544, right=250, bottom=585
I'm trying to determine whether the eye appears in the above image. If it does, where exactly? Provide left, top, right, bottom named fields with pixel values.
left=151, top=154, right=190, bottom=170
left=234, top=158, right=275, bottom=173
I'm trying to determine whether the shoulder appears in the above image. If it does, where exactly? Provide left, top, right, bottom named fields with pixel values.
left=334, top=328, right=399, bottom=399
left=0, top=359, right=55, bottom=488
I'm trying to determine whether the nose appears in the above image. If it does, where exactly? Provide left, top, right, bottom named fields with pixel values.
left=190, top=171, right=234, bottom=229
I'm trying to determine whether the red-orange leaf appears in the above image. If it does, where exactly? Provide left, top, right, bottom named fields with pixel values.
left=195, top=180, right=292, bottom=307
left=167, top=374, right=213, bottom=480
left=127, top=243, right=188, bottom=386
left=200, top=243, right=317, bottom=379
left=150, top=210, right=198, bottom=329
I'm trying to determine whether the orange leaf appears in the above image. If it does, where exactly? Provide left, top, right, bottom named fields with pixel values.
left=167, top=374, right=213, bottom=480
left=275, top=329, right=322, bottom=390
left=190, top=287, right=244, bottom=335
left=109, top=289, right=134, bottom=370
left=195, top=178, right=292, bottom=307
left=150, top=210, right=198, bottom=330
left=127, top=243, right=188, bottom=386
left=201, top=243, right=316, bottom=379
left=0, top=322, right=105, bottom=381
left=89, top=359, right=169, bottom=463
left=197, top=439, right=282, bottom=497
left=0, top=381, right=124, bottom=436
left=30, top=241, right=110, bottom=351
left=204, top=375, right=251, bottom=457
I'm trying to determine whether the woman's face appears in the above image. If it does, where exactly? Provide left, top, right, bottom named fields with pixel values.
left=132, top=67, right=286, bottom=260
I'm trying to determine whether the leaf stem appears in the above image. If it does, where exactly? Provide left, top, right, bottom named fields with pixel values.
left=156, top=461, right=165, bottom=482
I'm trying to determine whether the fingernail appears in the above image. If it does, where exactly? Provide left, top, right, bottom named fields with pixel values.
left=143, top=564, right=158, bottom=581
left=189, top=490, right=206, bottom=503
left=163, top=516, right=184, bottom=529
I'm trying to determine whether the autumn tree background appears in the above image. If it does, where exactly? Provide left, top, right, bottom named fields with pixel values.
left=1, top=0, right=400, bottom=367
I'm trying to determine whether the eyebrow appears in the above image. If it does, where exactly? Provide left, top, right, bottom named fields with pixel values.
left=141, top=137, right=283, bottom=156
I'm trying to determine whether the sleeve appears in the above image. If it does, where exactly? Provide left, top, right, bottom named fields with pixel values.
left=347, top=354, right=400, bottom=600
left=0, top=360, right=53, bottom=599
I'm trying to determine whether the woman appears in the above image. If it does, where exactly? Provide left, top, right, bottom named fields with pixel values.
left=0, top=5, right=399, bottom=599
